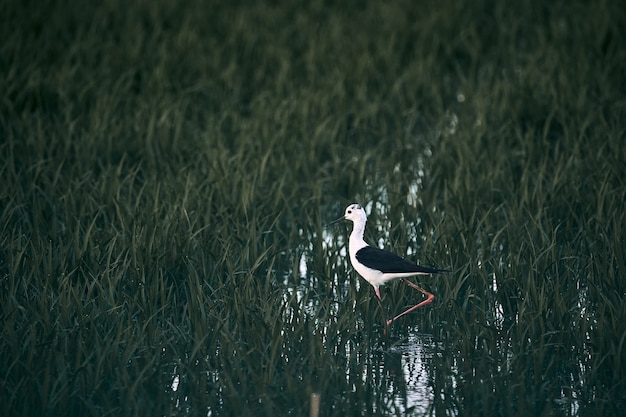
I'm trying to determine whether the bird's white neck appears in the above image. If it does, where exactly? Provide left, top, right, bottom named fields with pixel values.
left=349, top=219, right=368, bottom=253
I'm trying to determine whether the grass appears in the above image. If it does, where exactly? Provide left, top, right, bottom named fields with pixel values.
left=1, top=0, right=625, bottom=415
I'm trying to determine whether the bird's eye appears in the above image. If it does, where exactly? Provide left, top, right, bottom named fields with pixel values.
left=347, top=210, right=352, bottom=214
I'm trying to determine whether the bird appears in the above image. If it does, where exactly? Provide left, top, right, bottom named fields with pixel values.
left=328, top=203, right=446, bottom=326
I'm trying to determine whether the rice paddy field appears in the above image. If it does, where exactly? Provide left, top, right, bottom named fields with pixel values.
left=2, top=0, right=625, bottom=416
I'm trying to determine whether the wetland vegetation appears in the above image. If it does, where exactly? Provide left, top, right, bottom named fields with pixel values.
left=1, top=0, right=625, bottom=415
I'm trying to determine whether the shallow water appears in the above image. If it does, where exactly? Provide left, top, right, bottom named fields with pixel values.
left=373, top=331, right=445, bottom=415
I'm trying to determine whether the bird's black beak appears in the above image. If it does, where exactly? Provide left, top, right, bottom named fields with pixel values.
left=325, top=215, right=345, bottom=228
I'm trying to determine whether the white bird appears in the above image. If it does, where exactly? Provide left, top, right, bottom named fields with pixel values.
left=329, top=203, right=446, bottom=326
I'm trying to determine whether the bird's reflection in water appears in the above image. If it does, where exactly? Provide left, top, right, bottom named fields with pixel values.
left=371, top=330, right=441, bottom=416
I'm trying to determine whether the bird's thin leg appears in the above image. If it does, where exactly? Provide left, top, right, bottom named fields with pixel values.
left=373, top=287, right=387, bottom=326
left=374, top=287, right=381, bottom=300
left=386, top=279, right=434, bottom=326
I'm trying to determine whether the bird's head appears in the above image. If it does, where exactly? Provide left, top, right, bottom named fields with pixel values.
left=327, top=203, right=367, bottom=226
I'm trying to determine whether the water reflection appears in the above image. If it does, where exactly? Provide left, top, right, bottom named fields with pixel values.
left=375, top=331, right=446, bottom=416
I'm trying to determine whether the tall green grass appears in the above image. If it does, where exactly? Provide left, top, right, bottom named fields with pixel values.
left=2, top=0, right=625, bottom=415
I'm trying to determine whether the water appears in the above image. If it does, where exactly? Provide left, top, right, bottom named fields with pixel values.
left=374, top=332, right=448, bottom=415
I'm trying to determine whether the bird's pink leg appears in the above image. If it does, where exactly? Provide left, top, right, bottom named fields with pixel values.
left=386, top=279, right=434, bottom=326
left=370, top=286, right=391, bottom=334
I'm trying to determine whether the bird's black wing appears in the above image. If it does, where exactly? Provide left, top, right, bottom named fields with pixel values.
left=355, top=246, right=445, bottom=274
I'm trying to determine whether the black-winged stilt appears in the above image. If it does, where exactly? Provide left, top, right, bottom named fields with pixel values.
left=329, top=203, right=446, bottom=326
